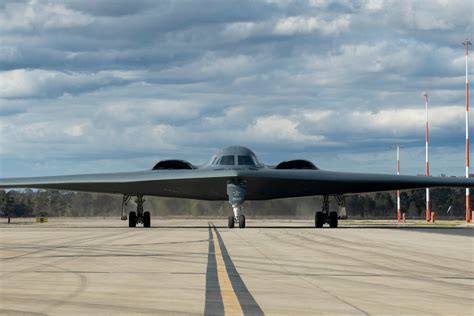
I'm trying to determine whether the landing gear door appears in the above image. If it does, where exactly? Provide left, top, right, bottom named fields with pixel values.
left=227, top=182, right=247, bottom=205
left=334, top=195, right=347, bottom=219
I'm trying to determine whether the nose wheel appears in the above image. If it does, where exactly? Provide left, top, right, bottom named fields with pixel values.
left=227, top=215, right=246, bottom=228
left=227, top=206, right=246, bottom=229
left=238, top=215, right=246, bottom=228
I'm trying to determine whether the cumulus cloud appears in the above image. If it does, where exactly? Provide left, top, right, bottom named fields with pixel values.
left=0, top=0, right=472, bottom=177
left=222, top=14, right=350, bottom=39
left=0, top=1, right=94, bottom=32
left=0, top=69, right=137, bottom=98
left=274, top=15, right=350, bottom=35
left=303, top=106, right=464, bottom=138
left=246, top=115, right=325, bottom=143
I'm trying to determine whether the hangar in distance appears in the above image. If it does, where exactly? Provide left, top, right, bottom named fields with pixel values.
left=1, top=146, right=472, bottom=228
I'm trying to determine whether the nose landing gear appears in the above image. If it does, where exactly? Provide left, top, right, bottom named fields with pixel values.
left=227, top=181, right=247, bottom=229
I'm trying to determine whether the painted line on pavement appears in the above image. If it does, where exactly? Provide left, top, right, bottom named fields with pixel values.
left=204, top=223, right=264, bottom=316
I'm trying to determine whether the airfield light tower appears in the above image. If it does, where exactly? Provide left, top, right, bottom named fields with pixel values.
left=463, top=38, right=471, bottom=223
left=424, top=92, right=430, bottom=222
left=391, top=144, right=402, bottom=223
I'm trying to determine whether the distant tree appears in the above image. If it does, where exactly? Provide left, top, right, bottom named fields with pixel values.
left=1, top=182, right=469, bottom=219
left=1, top=191, right=14, bottom=217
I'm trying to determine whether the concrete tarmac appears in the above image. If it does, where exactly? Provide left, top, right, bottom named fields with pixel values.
left=1, top=218, right=473, bottom=315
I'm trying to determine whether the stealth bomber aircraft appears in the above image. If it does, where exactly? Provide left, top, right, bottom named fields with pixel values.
left=1, top=146, right=472, bottom=228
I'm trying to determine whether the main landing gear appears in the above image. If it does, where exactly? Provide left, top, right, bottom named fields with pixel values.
left=227, top=205, right=246, bottom=229
left=121, top=195, right=151, bottom=228
left=315, top=195, right=339, bottom=228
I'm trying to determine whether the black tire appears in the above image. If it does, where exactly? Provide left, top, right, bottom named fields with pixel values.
left=329, top=211, right=338, bottom=228
left=315, top=211, right=324, bottom=228
left=238, top=215, right=246, bottom=228
left=129, top=211, right=136, bottom=228
left=228, top=215, right=235, bottom=228
left=143, top=211, right=151, bottom=228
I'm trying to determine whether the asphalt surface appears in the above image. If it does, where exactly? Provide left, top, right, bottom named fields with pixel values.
left=1, top=218, right=473, bottom=315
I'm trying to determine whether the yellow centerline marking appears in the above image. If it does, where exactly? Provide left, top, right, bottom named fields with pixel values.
left=211, top=226, right=244, bottom=316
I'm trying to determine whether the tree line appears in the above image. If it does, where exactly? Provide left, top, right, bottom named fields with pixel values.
left=1, top=187, right=470, bottom=219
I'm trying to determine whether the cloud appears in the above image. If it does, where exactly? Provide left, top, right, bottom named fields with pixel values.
left=95, top=99, right=206, bottom=126
left=0, top=0, right=472, bottom=177
left=64, top=124, right=84, bottom=137
left=64, top=0, right=157, bottom=17
left=303, top=106, right=464, bottom=138
left=246, top=115, right=325, bottom=143
left=364, top=0, right=384, bottom=11
left=0, top=69, right=132, bottom=98
left=273, top=15, right=350, bottom=35
left=0, top=1, right=93, bottom=32
left=222, top=14, right=351, bottom=39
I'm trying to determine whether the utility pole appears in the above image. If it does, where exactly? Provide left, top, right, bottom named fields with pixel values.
left=424, top=92, right=430, bottom=222
left=391, top=144, right=403, bottom=223
left=463, top=38, right=471, bottom=223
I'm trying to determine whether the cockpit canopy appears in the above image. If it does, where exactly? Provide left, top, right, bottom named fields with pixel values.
left=209, top=146, right=261, bottom=166
left=210, top=154, right=259, bottom=166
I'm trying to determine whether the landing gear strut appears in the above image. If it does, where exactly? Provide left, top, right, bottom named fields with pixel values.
left=121, top=195, right=131, bottom=220
left=122, top=195, right=151, bottom=228
left=315, top=195, right=338, bottom=228
left=227, top=181, right=246, bottom=229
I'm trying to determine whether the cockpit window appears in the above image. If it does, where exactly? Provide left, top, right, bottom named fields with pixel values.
left=218, top=155, right=235, bottom=165
left=238, top=155, right=257, bottom=166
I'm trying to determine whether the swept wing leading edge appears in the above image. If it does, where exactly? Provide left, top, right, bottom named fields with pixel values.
left=0, top=168, right=472, bottom=201
left=0, top=169, right=235, bottom=200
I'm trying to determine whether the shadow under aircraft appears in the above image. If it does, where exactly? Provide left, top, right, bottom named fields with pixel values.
left=1, top=146, right=472, bottom=228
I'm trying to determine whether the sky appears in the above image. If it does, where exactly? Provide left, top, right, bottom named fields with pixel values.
left=0, top=0, right=473, bottom=178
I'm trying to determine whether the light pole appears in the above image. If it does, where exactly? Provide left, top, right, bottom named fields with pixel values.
left=463, top=38, right=471, bottom=223
left=391, top=144, right=403, bottom=223
left=424, top=92, right=430, bottom=222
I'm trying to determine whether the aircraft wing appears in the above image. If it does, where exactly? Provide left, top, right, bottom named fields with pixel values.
left=0, top=168, right=472, bottom=201
left=235, top=169, right=474, bottom=200
left=0, top=170, right=236, bottom=200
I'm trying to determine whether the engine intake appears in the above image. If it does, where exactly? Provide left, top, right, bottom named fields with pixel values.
left=275, top=159, right=318, bottom=170
left=152, top=160, right=195, bottom=170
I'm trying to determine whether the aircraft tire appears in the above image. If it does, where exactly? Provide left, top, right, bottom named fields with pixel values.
left=129, top=211, right=137, bottom=228
left=329, top=211, right=338, bottom=228
left=228, top=215, right=235, bottom=228
left=143, top=211, right=151, bottom=228
left=238, top=215, right=246, bottom=228
left=315, top=211, right=324, bottom=228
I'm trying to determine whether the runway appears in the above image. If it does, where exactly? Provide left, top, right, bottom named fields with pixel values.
left=1, top=218, right=473, bottom=315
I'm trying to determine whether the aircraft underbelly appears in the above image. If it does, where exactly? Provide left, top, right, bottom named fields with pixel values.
left=142, top=176, right=344, bottom=200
